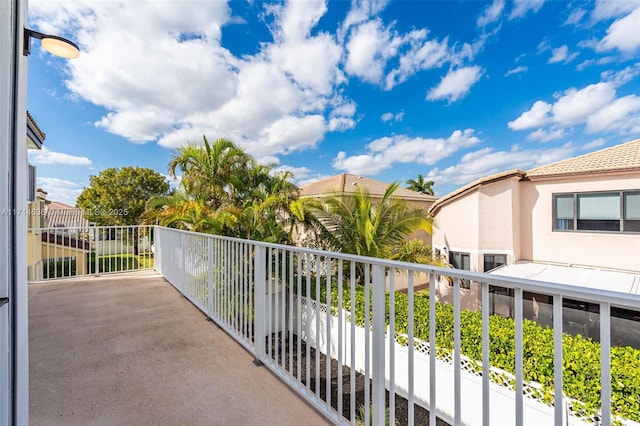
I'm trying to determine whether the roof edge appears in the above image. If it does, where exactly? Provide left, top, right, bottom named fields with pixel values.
left=27, top=111, right=46, bottom=149
left=429, top=169, right=526, bottom=216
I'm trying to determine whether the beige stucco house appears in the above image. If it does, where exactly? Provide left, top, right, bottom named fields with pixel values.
left=430, top=139, right=640, bottom=275
left=429, top=139, right=640, bottom=345
left=27, top=189, right=92, bottom=281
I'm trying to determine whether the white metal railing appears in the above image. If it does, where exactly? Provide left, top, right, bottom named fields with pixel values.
left=153, top=226, right=640, bottom=426
left=27, top=225, right=154, bottom=281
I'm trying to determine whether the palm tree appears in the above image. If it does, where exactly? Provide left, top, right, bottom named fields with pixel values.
left=312, top=183, right=434, bottom=260
left=141, top=190, right=239, bottom=234
left=406, top=174, right=435, bottom=195
left=237, top=170, right=302, bottom=244
left=168, top=136, right=250, bottom=208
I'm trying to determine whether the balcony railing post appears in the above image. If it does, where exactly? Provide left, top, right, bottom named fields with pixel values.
left=372, top=265, right=386, bottom=426
left=254, top=245, right=266, bottom=365
left=93, top=227, right=99, bottom=276
left=208, top=237, right=214, bottom=317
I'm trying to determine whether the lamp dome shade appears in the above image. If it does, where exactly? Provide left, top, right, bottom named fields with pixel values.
left=41, top=36, right=79, bottom=59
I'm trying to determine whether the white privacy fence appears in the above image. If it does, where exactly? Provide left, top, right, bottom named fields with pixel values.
left=27, top=225, right=154, bottom=281
left=153, top=226, right=640, bottom=426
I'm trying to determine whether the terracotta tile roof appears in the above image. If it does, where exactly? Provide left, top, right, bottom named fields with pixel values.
left=300, top=173, right=438, bottom=202
left=27, top=111, right=46, bottom=140
left=428, top=169, right=526, bottom=216
left=527, top=139, right=640, bottom=178
left=27, top=111, right=46, bottom=150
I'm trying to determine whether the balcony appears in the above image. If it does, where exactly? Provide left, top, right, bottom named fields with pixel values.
left=29, top=271, right=327, bottom=425
left=27, top=226, right=640, bottom=425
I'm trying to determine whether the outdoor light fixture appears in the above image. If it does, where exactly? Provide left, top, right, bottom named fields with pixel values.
left=23, top=28, right=79, bottom=59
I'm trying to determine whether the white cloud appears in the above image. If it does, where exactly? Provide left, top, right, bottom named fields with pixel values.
left=509, top=0, right=546, bottom=19
left=591, top=0, right=638, bottom=22
left=344, top=19, right=399, bottom=84
left=548, top=45, right=578, bottom=64
left=37, top=177, right=83, bottom=205
left=565, top=9, right=587, bottom=26
left=327, top=98, right=357, bottom=131
left=426, top=66, right=483, bottom=103
left=427, top=143, right=575, bottom=187
left=332, top=129, right=481, bottom=175
left=586, top=95, right=640, bottom=133
left=385, top=32, right=452, bottom=89
left=256, top=115, right=326, bottom=156
left=581, top=138, right=607, bottom=150
left=505, top=66, right=528, bottom=76
left=273, top=0, right=327, bottom=42
left=31, top=0, right=485, bottom=162
left=380, top=111, right=404, bottom=123
left=552, top=83, right=616, bottom=126
left=341, top=1, right=477, bottom=91
left=160, top=173, right=181, bottom=188
left=576, top=56, right=617, bottom=71
left=600, top=63, right=640, bottom=85
left=527, top=127, right=566, bottom=142
left=508, top=100, right=551, bottom=130
left=29, top=147, right=92, bottom=166
left=339, top=0, right=391, bottom=40
left=274, top=165, right=329, bottom=186
left=30, top=0, right=345, bottom=161
left=477, top=0, right=505, bottom=27
left=597, top=7, right=640, bottom=53
left=509, top=78, right=640, bottom=137
left=381, top=112, right=394, bottom=123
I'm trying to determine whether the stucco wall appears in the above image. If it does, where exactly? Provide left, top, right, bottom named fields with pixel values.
left=523, top=174, right=640, bottom=271
left=432, top=176, right=523, bottom=272
left=434, top=173, right=639, bottom=273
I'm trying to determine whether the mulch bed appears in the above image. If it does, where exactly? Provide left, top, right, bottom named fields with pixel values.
left=267, top=332, right=449, bottom=425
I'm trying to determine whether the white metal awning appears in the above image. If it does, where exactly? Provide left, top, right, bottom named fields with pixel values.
left=490, top=262, right=640, bottom=296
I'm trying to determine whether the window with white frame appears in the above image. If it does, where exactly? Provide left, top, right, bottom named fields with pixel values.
left=552, top=191, right=640, bottom=233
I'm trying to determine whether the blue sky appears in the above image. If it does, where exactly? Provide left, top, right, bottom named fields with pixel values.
left=26, top=0, right=640, bottom=204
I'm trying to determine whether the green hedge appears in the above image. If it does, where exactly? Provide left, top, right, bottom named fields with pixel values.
left=297, top=281, right=640, bottom=422
left=43, top=258, right=77, bottom=278
left=43, top=254, right=145, bottom=277
left=87, top=253, right=140, bottom=273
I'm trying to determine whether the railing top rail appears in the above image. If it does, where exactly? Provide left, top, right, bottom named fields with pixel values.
left=29, top=225, right=152, bottom=231
left=154, top=225, right=640, bottom=309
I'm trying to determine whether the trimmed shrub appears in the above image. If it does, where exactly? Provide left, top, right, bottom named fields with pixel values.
left=86, top=254, right=140, bottom=273
left=296, top=280, right=640, bottom=422
left=43, top=258, right=77, bottom=278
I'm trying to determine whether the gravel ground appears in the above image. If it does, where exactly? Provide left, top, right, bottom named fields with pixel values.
left=267, top=333, right=450, bottom=426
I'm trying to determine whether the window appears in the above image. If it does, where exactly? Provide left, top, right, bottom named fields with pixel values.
left=553, top=194, right=574, bottom=230
left=484, top=254, right=507, bottom=272
left=577, top=193, right=620, bottom=231
left=624, top=192, right=640, bottom=232
left=553, top=191, right=640, bottom=233
left=449, top=251, right=470, bottom=289
left=28, top=164, right=36, bottom=202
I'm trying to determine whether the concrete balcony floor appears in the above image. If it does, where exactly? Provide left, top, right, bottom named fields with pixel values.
left=29, top=271, right=329, bottom=426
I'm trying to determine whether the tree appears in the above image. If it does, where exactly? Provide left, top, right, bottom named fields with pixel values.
left=149, top=137, right=305, bottom=243
left=406, top=174, right=435, bottom=195
left=312, top=183, right=434, bottom=260
left=142, top=186, right=242, bottom=234
left=76, top=166, right=170, bottom=226
left=168, top=136, right=250, bottom=208
left=311, top=183, right=437, bottom=282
